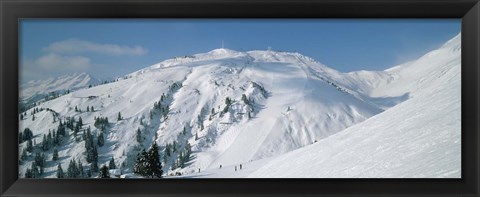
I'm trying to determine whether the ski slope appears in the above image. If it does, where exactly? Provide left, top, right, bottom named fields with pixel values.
left=18, top=33, right=461, bottom=178
left=187, top=33, right=461, bottom=178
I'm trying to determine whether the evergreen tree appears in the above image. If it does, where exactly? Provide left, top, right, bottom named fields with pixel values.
left=26, top=139, right=33, bottom=152
left=19, top=132, right=23, bottom=143
left=30, top=161, right=40, bottom=178
left=25, top=168, right=33, bottom=178
left=87, top=106, right=90, bottom=112
left=57, top=123, right=66, bottom=136
left=99, top=165, right=110, bottom=178
left=134, top=149, right=148, bottom=176
left=97, top=132, right=105, bottom=147
left=109, top=157, right=117, bottom=169
left=78, top=117, right=83, bottom=127
left=75, top=106, right=78, bottom=112
left=242, top=94, right=249, bottom=105
left=32, top=115, right=35, bottom=121
left=117, top=112, right=122, bottom=121
left=223, top=97, right=232, bottom=113
left=87, top=169, right=92, bottom=177
left=20, top=114, right=24, bottom=120
left=91, top=106, right=94, bottom=112
left=146, top=142, right=163, bottom=178
left=136, top=128, right=142, bottom=143
left=165, top=144, right=171, bottom=157
left=74, top=124, right=80, bottom=139
left=90, top=160, right=99, bottom=173
left=34, top=152, right=46, bottom=170
left=52, top=148, right=59, bottom=161
left=56, top=164, right=64, bottom=178
left=67, top=159, right=78, bottom=178
left=42, top=134, right=48, bottom=151
left=22, top=128, right=34, bottom=142
left=172, top=141, right=177, bottom=153
left=47, top=131, right=52, bottom=148
left=77, top=160, right=84, bottom=178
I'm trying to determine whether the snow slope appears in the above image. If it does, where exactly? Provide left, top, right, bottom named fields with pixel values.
left=18, top=33, right=461, bottom=178
left=246, top=34, right=461, bottom=178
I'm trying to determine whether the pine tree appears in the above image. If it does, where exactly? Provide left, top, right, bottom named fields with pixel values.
left=97, top=132, right=105, bottom=147
left=67, top=159, right=78, bottom=178
left=77, top=160, right=84, bottom=178
left=21, top=148, right=28, bottom=161
left=91, top=106, right=94, bottom=112
left=117, top=112, right=122, bottom=121
left=74, top=124, right=80, bottom=139
left=90, top=160, right=99, bottom=173
left=87, top=169, right=92, bottom=177
left=56, top=164, right=64, bottom=178
left=109, top=157, right=117, bottom=169
left=99, top=165, right=110, bottom=178
left=30, top=161, right=40, bottom=178
left=52, top=148, right=58, bottom=161
left=87, top=106, right=90, bottom=112
left=42, top=134, right=48, bottom=151
left=146, top=142, right=163, bottom=178
left=136, top=128, right=142, bottom=143
left=32, top=115, right=35, bottom=121
left=26, top=139, right=33, bottom=152
left=23, top=128, right=34, bottom=142
left=78, top=117, right=83, bottom=127
left=242, top=94, right=249, bottom=105
left=134, top=149, right=148, bottom=176
left=75, top=106, right=78, bottom=112
left=172, top=141, right=177, bottom=153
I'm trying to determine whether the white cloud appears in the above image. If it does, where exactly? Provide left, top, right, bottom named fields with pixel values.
left=44, top=39, right=148, bottom=56
left=36, top=53, right=93, bottom=71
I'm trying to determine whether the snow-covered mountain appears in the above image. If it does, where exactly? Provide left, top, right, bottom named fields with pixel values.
left=19, top=72, right=102, bottom=112
left=18, top=33, right=461, bottom=178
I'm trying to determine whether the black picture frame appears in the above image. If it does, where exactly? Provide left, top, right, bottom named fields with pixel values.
left=1, top=0, right=479, bottom=196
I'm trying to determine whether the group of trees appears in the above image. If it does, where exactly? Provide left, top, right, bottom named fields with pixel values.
left=83, top=127, right=99, bottom=164
left=24, top=153, right=46, bottom=178
left=66, top=158, right=85, bottom=178
left=163, top=128, right=193, bottom=170
left=19, top=128, right=33, bottom=143
left=75, top=105, right=95, bottom=113
left=29, top=107, right=44, bottom=121
left=86, top=106, right=95, bottom=112
left=94, top=116, right=109, bottom=130
left=151, top=93, right=170, bottom=120
left=41, top=129, right=61, bottom=151
left=134, top=142, right=163, bottom=178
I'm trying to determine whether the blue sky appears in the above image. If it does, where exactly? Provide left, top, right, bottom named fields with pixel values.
left=20, top=19, right=460, bottom=83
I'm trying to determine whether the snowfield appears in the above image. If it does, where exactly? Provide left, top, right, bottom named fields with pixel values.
left=18, top=33, right=461, bottom=178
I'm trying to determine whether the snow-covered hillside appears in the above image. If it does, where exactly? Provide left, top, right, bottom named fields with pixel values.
left=183, top=33, right=461, bottom=178
left=18, top=33, right=461, bottom=178
left=19, top=72, right=101, bottom=112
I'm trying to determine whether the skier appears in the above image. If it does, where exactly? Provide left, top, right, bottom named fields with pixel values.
left=220, top=165, right=222, bottom=169
left=198, top=168, right=200, bottom=173
left=235, top=166, right=237, bottom=171
left=240, top=164, right=242, bottom=170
